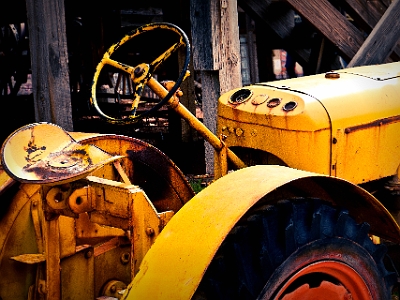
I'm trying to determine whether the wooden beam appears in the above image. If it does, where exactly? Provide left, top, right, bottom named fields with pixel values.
left=347, top=0, right=400, bottom=67
left=26, top=0, right=73, bottom=130
left=342, top=0, right=400, bottom=60
left=285, top=0, right=365, bottom=61
left=190, top=0, right=242, bottom=174
left=190, top=0, right=221, bottom=71
left=342, top=0, right=386, bottom=27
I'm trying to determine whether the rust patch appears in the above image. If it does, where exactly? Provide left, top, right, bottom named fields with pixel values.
left=11, top=253, right=46, bottom=264
left=345, top=115, right=400, bottom=134
left=24, top=146, right=92, bottom=180
left=24, top=127, right=46, bottom=167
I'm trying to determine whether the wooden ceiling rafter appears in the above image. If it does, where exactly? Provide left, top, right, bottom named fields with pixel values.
left=342, top=0, right=400, bottom=61
left=284, top=0, right=365, bottom=61
left=347, top=0, right=400, bottom=67
left=240, top=0, right=400, bottom=71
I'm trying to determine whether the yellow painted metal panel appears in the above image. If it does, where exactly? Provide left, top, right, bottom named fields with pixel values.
left=218, top=62, right=400, bottom=183
left=218, top=86, right=330, bottom=131
left=0, top=184, right=40, bottom=298
left=218, top=117, right=331, bottom=174
left=217, top=86, right=332, bottom=174
left=333, top=121, right=400, bottom=183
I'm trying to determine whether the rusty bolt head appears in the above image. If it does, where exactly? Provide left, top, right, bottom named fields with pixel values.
left=146, top=227, right=155, bottom=236
left=235, top=128, right=244, bottom=137
left=120, top=252, right=130, bottom=265
left=85, top=250, right=93, bottom=259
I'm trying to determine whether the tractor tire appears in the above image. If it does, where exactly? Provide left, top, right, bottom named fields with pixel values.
left=193, top=198, right=396, bottom=300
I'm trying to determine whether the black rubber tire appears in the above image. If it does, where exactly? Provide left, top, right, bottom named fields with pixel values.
left=193, top=198, right=396, bottom=300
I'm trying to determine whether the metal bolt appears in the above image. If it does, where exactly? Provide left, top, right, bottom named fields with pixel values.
left=235, top=128, right=244, bottom=137
left=120, top=252, right=130, bottom=265
left=146, top=227, right=155, bottom=236
left=134, top=66, right=144, bottom=77
left=85, top=250, right=93, bottom=259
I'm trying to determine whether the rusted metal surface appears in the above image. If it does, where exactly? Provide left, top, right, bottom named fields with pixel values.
left=24, top=145, right=99, bottom=180
left=10, top=253, right=46, bottom=264
left=1, top=123, right=123, bottom=184
left=345, top=114, right=400, bottom=134
left=217, top=61, right=400, bottom=183
left=325, top=71, right=340, bottom=79
left=0, top=117, right=195, bottom=299
left=77, top=133, right=194, bottom=213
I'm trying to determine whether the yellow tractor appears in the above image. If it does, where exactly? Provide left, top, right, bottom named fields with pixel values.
left=1, top=22, right=400, bottom=299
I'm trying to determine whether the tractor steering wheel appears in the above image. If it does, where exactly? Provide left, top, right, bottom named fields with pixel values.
left=90, top=22, right=190, bottom=124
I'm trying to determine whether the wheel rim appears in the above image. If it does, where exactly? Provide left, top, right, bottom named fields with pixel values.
left=193, top=199, right=395, bottom=300
left=262, top=261, right=371, bottom=300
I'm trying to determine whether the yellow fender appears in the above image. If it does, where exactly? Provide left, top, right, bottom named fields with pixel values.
left=123, top=165, right=400, bottom=300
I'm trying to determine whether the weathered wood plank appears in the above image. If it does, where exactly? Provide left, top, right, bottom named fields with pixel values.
left=218, top=0, right=242, bottom=94
left=343, top=0, right=385, bottom=27
left=285, top=0, right=365, bottom=61
left=190, top=0, right=242, bottom=174
left=26, top=0, right=73, bottom=130
left=342, top=0, right=400, bottom=60
left=190, top=0, right=220, bottom=70
left=347, top=0, right=400, bottom=67
left=201, top=70, right=220, bottom=174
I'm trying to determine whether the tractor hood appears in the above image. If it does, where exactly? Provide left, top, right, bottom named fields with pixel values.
left=217, top=62, right=400, bottom=182
left=218, top=62, right=400, bottom=133
left=259, top=62, right=400, bottom=131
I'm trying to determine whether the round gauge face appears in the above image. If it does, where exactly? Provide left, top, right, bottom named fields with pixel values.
left=229, top=88, right=253, bottom=104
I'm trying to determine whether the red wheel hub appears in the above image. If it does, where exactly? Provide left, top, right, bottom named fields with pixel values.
left=266, top=261, right=372, bottom=300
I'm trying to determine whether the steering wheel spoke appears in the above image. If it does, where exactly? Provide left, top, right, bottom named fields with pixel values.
left=102, top=56, right=136, bottom=75
left=130, top=83, right=145, bottom=116
left=90, top=22, right=190, bottom=125
left=150, top=39, right=185, bottom=72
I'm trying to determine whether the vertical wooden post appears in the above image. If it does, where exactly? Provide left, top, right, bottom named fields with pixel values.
left=190, top=0, right=242, bottom=174
left=26, top=0, right=73, bottom=131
